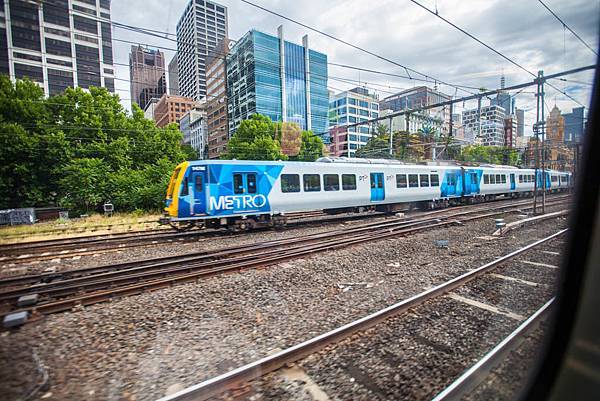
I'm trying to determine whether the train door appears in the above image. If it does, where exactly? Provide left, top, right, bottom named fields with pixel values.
left=190, top=167, right=207, bottom=215
left=370, top=172, right=385, bottom=202
left=444, top=171, right=458, bottom=196
left=510, top=173, right=516, bottom=191
left=232, top=172, right=258, bottom=195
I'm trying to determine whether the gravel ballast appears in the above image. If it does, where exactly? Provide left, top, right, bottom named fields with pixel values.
left=0, top=205, right=569, bottom=401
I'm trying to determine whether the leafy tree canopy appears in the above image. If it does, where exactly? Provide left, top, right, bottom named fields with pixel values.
left=224, top=114, right=325, bottom=161
left=0, top=75, right=195, bottom=213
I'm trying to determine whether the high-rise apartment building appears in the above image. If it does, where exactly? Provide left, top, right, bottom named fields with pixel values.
left=129, top=45, right=166, bottom=111
left=380, top=86, right=451, bottom=134
left=176, top=0, right=228, bottom=101
left=153, top=93, right=198, bottom=128
left=226, top=27, right=329, bottom=141
left=206, top=38, right=230, bottom=159
left=168, top=54, right=178, bottom=95
left=328, top=87, right=379, bottom=157
left=462, top=105, right=506, bottom=146
left=0, top=0, right=115, bottom=96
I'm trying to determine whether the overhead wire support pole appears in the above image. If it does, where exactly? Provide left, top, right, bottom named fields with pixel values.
left=540, top=70, right=546, bottom=214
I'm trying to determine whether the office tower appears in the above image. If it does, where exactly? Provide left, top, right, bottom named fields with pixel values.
left=129, top=45, right=166, bottom=111
left=176, top=0, right=228, bottom=101
left=226, top=27, right=329, bottom=142
left=0, top=0, right=115, bottom=95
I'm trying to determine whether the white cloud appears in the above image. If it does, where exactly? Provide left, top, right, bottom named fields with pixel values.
left=110, top=0, right=598, bottom=134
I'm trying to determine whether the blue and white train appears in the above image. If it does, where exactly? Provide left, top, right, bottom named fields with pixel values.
left=162, top=157, right=571, bottom=230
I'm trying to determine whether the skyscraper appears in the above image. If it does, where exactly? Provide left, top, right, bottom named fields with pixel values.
left=226, top=27, right=329, bottom=141
left=168, top=54, right=179, bottom=95
left=176, top=0, right=228, bottom=101
left=206, top=38, right=230, bottom=159
left=129, top=45, right=166, bottom=111
left=0, top=0, right=115, bottom=96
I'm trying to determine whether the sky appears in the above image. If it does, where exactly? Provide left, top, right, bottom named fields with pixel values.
left=110, top=0, right=599, bottom=136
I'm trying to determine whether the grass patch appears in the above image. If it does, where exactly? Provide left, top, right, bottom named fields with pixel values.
left=0, top=212, right=165, bottom=243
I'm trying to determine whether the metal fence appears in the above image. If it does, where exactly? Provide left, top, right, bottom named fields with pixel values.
left=0, top=208, right=36, bottom=226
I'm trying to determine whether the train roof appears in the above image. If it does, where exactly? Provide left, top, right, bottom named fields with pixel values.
left=184, top=159, right=570, bottom=174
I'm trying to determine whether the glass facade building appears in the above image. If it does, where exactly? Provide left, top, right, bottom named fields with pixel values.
left=0, top=0, right=115, bottom=96
left=226, top=28, right=329, bottom=142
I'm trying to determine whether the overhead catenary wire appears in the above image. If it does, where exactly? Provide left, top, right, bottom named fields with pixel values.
left=537, top=0, right=599, bottom=57
left=237, top=0, right=477, bottom=96
left=407, top=0, right=589, bottom=109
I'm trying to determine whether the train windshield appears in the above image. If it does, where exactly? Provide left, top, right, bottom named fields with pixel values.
left=0, top=1, right=598, bottom=401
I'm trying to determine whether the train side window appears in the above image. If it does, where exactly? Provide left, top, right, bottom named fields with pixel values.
left=502, top=175, right=506, bottom=184
left=247, top=173, right=257, bottom=194
left=420, top=174, right=430, bottom=187
left=281, top=174, right=300, bottom=193
left=490, top=175, right=496, bottom=184
left=408, top=174, right=419, bottom=188
left=324, top=174, right=340, bottom=191
left=194, top=175, right=203, bottom=191
left=471, top=172, right=477, bottom=183
left=484, top=174, right=489, bottom=184
left=430, top=174, right=439, bottom=187
left=303, top=174, right=321, bottom=192
left=495, top=174, right=501, bottom=183
left=342, top=174, right=357, bottom=190
left=233, top=174, right=244, bottom=194
left=396, top=174, right=407, bottom=188
left=551, top=175, right=558, bottom=182
left=181, top=177, right=189, bottom=196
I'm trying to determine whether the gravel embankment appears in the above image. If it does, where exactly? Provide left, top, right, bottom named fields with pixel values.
left=465, top=323, right=548, bottom=401
left=0, top=208, right=568, bottom=401
left=254, top=253, right=558, bottom=400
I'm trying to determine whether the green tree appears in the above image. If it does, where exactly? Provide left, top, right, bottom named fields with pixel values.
left=457, top=145, right=519, bottom=165
left=294, top=130, right=324, bottom=161
left=0, top=75, right=194, bottom=213
left=356, top=133, right=391, bottom=159
left=224, top=114, right=287, bottom=160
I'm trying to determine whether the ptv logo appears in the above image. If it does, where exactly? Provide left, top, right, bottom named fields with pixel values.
left=209, top=194, right=267, bottom=211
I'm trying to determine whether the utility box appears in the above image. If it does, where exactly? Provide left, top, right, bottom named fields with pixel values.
left=103, top=202, right=114, bottom=217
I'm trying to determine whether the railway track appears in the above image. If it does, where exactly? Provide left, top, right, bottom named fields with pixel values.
left=155, top=229, right=565, bottom=401
left=0, top=210, right=377, bottom=264
left=0, top=197, right=569, bottom=326
left=0, top=195, right=571, bottom=265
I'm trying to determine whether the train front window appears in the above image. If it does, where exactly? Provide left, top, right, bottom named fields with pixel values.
left=180, top=177, right=189, bottom=196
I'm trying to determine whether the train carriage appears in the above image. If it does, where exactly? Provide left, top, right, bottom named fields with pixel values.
left=162, top=157, right=571, bottom=230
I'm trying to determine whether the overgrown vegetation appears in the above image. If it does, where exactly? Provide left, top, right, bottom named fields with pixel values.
left=0, top=76, right=196, bottom=213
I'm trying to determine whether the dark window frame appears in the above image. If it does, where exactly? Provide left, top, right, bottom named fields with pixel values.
left=281, top=174, right=300, bottom=193
left=342, top=174, right=356, bottom=190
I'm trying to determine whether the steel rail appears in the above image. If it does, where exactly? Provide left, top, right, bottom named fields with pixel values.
left=0, top=199, right=570, bottom=316
left=0, top=197, right=533, bottom=287
left=431, top=297, right=555, bottom=401
left=157, top=230, right=567, bottom=401
left=0, top=196, right=567, bottom=290
left=0, top=218, right=450, bottom=304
